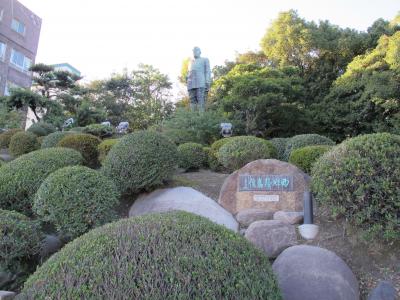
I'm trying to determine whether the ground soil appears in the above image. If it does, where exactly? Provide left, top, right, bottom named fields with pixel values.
left=170, top=169, right=400, bottom=300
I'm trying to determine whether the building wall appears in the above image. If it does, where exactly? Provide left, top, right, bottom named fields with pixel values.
left=0, top=0, right=41, bottom=95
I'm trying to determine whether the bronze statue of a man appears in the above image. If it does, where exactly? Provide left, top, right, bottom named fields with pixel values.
left=187, top=47, right=211, bottom=111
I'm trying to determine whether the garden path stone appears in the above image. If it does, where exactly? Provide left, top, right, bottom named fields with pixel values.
left=129, top=186, right=238, bottom=232
left=245, top=220, right=297, bottom=258
left=272, top=245, right=359, bottom=300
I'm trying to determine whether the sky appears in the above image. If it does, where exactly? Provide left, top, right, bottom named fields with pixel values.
left=19, top=0, right=400, bottom=94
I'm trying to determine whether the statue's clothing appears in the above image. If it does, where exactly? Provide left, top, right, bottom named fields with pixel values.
left=188, top=87, right=206, bottom=111
left=187, top=57, right=211, bottom=90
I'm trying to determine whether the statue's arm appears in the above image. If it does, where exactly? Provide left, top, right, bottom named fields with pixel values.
left=204, top=58, right=211, bottom=89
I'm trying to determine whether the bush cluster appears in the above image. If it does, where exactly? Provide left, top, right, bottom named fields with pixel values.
left=283, top=134, right=335, bottom=161
left=41, top=131, right=72, bottom=148
left=270, top=137, right=290, bottom=161
left=289, top=145, right=332, bottom=173
left=34, top=166, right=119, bottom=240
left=177, top=142, right=207, bottom=171
left=83, top=124, right=114, bottom=138
left=208, top=138, right=233, bottom=171
left=218, top=136, right=277, bottom=172
left=98, top=139, right=119, bottom=163
left=57, top=134, right=101, bottom=168
left=0, top=148, right=82, bottom=214
left=0, top=128, right=22, bottom=148
left=9, top=131, right=40, bottom=157
left=311, top=133, right=400, bottom=241
left=101, top=131, right=178, bottom=194
left=0, top=209, right=42, bottom=291
left=27, top=122, right=57, bottom=137
left=19, top=212, right=282, bottom=299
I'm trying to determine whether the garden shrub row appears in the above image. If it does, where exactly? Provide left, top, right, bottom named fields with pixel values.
left=177, top=142, right=206, bottom=171
left=98, top=138, right=119, bottom=163
left=19, top=212, right=282, bottom=299
left=27, top=122, right=56, bottom=137
left=0, top=128, right=22, bottom=148
left=289, top=145, right=332, bottom=174
left=9, top=132, right=40, bottom=157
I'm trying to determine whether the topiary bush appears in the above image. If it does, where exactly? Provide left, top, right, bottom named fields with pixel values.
left=19, top=211, right=282, bottom=299
left=312, top=133, right=400, bottom=241
left=34, top=166, right=119, bottom=240
left=101, top=131, right=178, bottom=194
left=0, top=128, right=22, bottom=148
left=0, top=209, right=42, bottom=291
left=0, top=148, right=83, bottom=214
left=27, top=122, right=57, bottom=137
left=177, top=142, right=207, bottom=171
left=41, top=131, right=72, bottom=148
left=270, top=137, right=290, bottom=161
left=9, top=131, right=40, bottom=157
left=289, top=145, right=332, bottom=174
left=57, top=133, right=101, bottom=168
left=284, top=134, right=335, bottom=161
left=218, top=136, right=277, bottom=172
left=208, top=137, right=233, bottom=171
left=83, top=124, right=114, bottom=138
left=98, top=138, right=119, bottom=163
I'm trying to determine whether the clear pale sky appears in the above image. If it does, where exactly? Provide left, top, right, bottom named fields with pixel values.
left=20, top=0, right=399, bottom=89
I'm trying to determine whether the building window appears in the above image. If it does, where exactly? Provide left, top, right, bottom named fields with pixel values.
left=11, top=19, right=26, bottom=35
left=4, top=81, right=21, bottom=96
left=10, top=49, right=31, bottom=72
left=0, top=42, right=6, bottom=61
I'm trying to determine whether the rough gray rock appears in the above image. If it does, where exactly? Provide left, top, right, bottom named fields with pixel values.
left=129, top=187, right=238, bottom=232
left=272, top=245, right=359, bottom=300
left=273, top=210, right=304, bottom=224
left=244, top=220, right=297, bottom=258
left=40, top=234, right=63, bottom=259
left=0, top=291, right=16, bottom=300
left=368, top=281, right=397, bottom=300
left=236, top=208, right=273, bottom=227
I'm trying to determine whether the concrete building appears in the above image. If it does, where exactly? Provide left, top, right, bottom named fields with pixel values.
left=53, top=63, right=81, bottom=77
left=0, top=0, right=41, bottom=96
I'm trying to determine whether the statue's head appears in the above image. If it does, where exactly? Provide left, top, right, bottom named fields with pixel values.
left=193, top=47, right=201, bottom=58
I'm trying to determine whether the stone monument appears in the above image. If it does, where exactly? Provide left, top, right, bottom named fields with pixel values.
left=218, top=159, right=310, bottom=215
left=186, top=47, right=211, bottom=111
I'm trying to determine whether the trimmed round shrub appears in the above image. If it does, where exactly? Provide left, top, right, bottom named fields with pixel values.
left=101, top=131, right=178, bottom=194
left=208, top=137, right=233, bottom=171
left=34, top=166, right=119, bottom=240
left=68, top=126, right=85, bottom=133
left=163, top=128, right=195, bottom=145
left=19, top=211, right=282, bottom=299
left=9, top=131, right=39, bottom=157
left=0, top=148, right=83, bottom=214
left=284, top=134, right=335, bottom=161
left=271, top=137, right=290, bottom=161
left=289, top=145, right=332, bottom=174
left=57, top=134, right=101, bottom=168
left=41, top=131, right=72, bottom=148
left=218, top=136, right=277, bottom=172
left=0, top=128, right=22, bottom=148
left=312, top=133, right=400, bottom=241
left=177, top=142, right=207, bottom=171
left=98, top=138, right=119, bottom=163
left=0, top=209, right=42, bottom=291
left=27, top=122, right=57, bottom=137
left=83, top=124, right=114, bottom=138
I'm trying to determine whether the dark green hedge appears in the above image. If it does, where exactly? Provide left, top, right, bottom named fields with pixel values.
left=57, top=134, right=101, bottom=168
left=34, top=166, right=119, bottom=240
left=9, top=132, right=40, bottom=157
left=97, top=138, right=119, bottom=163
left=0, top=209, right=42, bottom=291
left=218, top=136, right=277, bottom=172
left=289, top=145, right=332, bottom=174
left=41, top=131, right=72, bottom=148
left=27, top=122, right=57, bottom=137
left=283, top=134, right=335, bottom=161
left=19, top=212, right=282, bottom=299
left=83, top=124, right=114, bottom=138
left=270, top=137, right=290, bottom=161
left=208, top=137, right=233, bottom=171
left=0, top=148, right=83, bottom=214
left=312, top=133, right=400, bottom=241
left=177, top=142, right=206, bottom=171
left=101, top=131, right=177, bottom=194
left=0, top=128, right=22, bottom=148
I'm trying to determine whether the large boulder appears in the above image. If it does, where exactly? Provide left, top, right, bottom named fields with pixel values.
left=129, top=187, right=238, bottom=232
left=367, top=281, right=397, bottom=300
left=245, top=220, right=297, bottom=258
left=236, top=208, right=274, bottom=228
left=272, top=245, right=359, bottom=300
left=273, top=211, right=304, bottom=224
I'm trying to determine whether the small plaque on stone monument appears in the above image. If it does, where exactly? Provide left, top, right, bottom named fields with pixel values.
left=218, top=159, right=310, bottom=214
